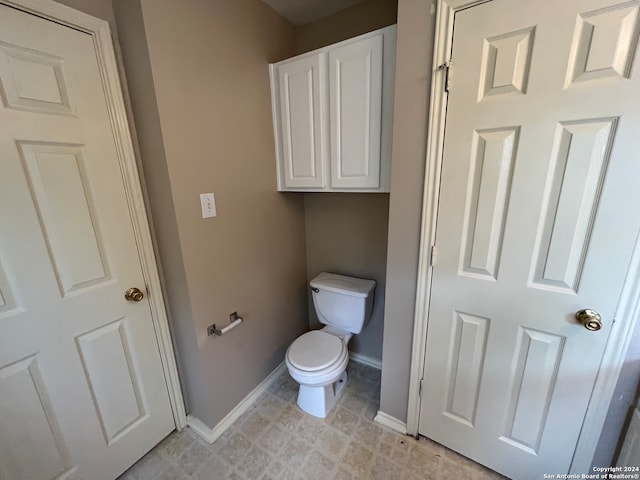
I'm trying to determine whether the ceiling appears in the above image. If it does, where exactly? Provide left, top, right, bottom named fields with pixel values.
left=262, top=0, right=366, bottom=26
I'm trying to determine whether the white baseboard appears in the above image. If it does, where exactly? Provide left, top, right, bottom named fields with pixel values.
left=186, top=415, right=218, bottom=444
left=187, top=362, right=287, bottom=444
left=349, top=351, right=382, bottom=370
left=374, top=410, right=407, bottom=435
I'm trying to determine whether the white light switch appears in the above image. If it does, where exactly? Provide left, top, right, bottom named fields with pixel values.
left=200, top=193, right=217, bottom=218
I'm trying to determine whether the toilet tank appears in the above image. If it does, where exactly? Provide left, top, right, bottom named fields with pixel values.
left=310, top=272, right=376, bottom=334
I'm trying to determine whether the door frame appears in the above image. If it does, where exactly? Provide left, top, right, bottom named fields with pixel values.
left=406, top=0, right=640, bottom=472
left=1, top=0, right=187, bottom=430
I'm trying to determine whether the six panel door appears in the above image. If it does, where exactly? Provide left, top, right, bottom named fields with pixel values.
left=0, top=5, right=174, bottom=480
left=419, top=0, right=640, bottom=478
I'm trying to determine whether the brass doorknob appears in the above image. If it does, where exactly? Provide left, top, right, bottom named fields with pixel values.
left=124, top=287, right=144, bottom=302
left=576, top=309, right=602, bottom=331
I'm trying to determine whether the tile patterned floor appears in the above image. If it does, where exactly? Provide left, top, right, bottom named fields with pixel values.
left=119, top=362, right=506, bottom=479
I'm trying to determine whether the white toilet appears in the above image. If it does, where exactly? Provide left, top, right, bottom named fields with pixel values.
left=285, top=272, right=376, bottom=418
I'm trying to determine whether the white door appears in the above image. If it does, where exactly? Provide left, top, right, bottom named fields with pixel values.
left=277, top=53, right=327, bottom=189
left=329, top=33, right=383, bottom=189
left=419, top=0, right=640, bottom=478
left=0, top=4, right=174, bottom=480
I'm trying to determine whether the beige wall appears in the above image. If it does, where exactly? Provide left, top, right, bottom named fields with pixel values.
left=293, top=0, right=397, bottom=363
left=296, top=0, right=398, bottom=54
left=114, top=0, right=308, bottom=427
left=379, top=0, right=435, bottom=422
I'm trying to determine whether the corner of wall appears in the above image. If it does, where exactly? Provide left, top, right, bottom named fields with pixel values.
left=120, top=0, right=307, bottom=429
left=112, top=0, right=211, bottom=424
left=295, top=0, right=398, bottom=54
left=379, top=0, right=436, bottom=423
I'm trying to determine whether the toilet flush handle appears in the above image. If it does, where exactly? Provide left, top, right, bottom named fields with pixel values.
left=310, top=287, right=319, bottom=293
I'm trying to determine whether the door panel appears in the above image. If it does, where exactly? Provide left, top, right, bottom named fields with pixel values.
left=0, top=356, right=74, bottom=480
left=0, top=40, right=76, bottom=114
left=76, top=319, right=147, bottom=445
left=530, top=118, right=616, bottom=292
left=443, top=311, right=489, bottom=426
left=278, top=54, right=326, bottom=189
left=461, top=126, right=519, bottom=280
left=502, top=328, right=564, bottom=454
left=18, top=142, right=109, bottom=295
left=566, top=4, right=639, bottom=84
left=419, top=0, right=640, bottom=478
left=479, top=26, right=535, bottom=99
left=329, top=34, right=383, bottom=189
left=0, top=5, right=173, bottom=479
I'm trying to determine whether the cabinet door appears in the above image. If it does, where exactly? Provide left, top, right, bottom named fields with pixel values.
left=277, top=54, right=326, bottom=189
left=329, top=33, right=383, bottom=189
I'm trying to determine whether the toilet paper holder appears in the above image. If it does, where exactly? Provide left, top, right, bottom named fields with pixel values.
left=207, top=311, right=243, bottom=336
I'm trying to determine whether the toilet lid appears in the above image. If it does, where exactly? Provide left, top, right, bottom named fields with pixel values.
left=287, top=331, right=345, bottom=372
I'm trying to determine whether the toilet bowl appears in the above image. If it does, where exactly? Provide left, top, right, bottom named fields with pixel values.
left=286, top=272, right=375, bottom=418
left=286, top=328, right=351, bottom=417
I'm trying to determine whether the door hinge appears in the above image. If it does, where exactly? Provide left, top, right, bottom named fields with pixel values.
left=419, top=378, right=424, bottom=397
left=430, top=245, right=437, bottom=267
left=439, top=61, right=452, bottom=92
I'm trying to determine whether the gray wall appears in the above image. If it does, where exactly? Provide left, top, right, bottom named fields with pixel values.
left=113, top=0, right=309, bottom=428
left=54, top=0, right=117, bottom=29
left=296, top=0, right=398, bottom=54
left=304, top=194, right=389, bottom=360
left=379, top=0, right=435, bottom=422
left=593, top=322, right=640, bottom=467
left=111, top=0, right=211, bottom=424
left=295, top=0, right=397, bottom=363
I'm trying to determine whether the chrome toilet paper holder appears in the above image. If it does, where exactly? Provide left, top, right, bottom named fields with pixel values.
left=207, top=311, right=243, bottom=336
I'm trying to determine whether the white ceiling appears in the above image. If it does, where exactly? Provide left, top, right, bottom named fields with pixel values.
left=262, top=0, right=366, bottom=26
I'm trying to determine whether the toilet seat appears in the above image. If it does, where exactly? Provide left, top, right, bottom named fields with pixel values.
left=286, top=330, right=346, bottom=372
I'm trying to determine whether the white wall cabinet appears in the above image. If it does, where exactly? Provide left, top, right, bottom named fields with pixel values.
left=276, top=53, right=326, bottom=189
left=270, top=25, right=396, bottom=192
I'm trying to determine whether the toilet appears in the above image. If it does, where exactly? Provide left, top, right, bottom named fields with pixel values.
left=285, top=272, right=376, bottom=418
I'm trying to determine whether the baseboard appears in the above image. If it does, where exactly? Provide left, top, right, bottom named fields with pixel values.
left=349, top=351, right=382, bottom=370
left=186, top=415, right=218, bottom=443
left=187, top=362, right=287, bottom=444
left=374, top=410, right=407, bottom=435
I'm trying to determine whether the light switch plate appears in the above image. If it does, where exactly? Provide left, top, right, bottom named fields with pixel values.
left=200, top=193, right=216, bottom=218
